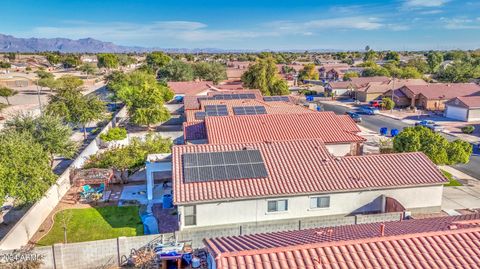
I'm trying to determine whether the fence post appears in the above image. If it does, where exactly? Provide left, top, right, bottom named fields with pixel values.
left=116, top=237, right=121, bottom=266
left=52, top=245, right=57, bottom=269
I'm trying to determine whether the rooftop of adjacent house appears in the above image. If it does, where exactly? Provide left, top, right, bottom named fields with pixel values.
left=204, top=214, right=480, bottom=269
left=204, top=112, right=363, bottom=144
left=404, top=83, right=480, bottom=100
left=349, top=76, right=390, bottom=88
left=183, top=89, right=263, bottom=110
left=327, top=81, right=352, bottom=89
left=447, top=95, right=480, bottom=109
left=172, top=139, right=447, bottom=204
left=356, top=78, right=428, bottom=93
left=184, top=98, right=309, bottom=123
left=167, top=81, right=214, bottom=95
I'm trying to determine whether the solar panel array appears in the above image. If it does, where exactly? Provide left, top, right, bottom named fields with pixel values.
left=204, top=105, right=228, bottom=116
left=211, top=93, right=256, bottom=100
left=263, top=96, right=290, bottom=102
left=194, top=112, right=206, bottom=120
left=232, top=106, right=267, bottom=115
left=183, top=150, right=268, bottom=183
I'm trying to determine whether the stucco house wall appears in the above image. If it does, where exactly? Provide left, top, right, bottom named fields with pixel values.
left=178, top=184, right=443, bottom=230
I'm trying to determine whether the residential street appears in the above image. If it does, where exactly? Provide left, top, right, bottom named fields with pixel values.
left=319, top=101, right=480, bottom=179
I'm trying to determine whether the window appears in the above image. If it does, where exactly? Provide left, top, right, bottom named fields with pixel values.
left=184, top=205, right=196, bottom=226
left=267, top=199, right=288, bottom=212
left=310, top=196, right=330, bottom=209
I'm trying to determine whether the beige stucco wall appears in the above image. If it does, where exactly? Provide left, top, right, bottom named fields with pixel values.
left=178, top=184, right=443, bottom=230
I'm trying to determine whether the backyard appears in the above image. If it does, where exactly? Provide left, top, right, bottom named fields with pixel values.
left=37, top=206, right=143, bottom=246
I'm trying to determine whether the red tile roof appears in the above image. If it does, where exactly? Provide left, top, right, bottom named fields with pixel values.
left=327, top=81, right=352, bottom=89
left=349, top=76, right=390, bottom=88
left=183, top=90, right=263, bottom=110
left=167, top=81, right=214, bottom=95
left=204, top=214, right=480, bottom=269
left=404, top=83, right=480, bottom=100
left=172, top=139, right=447, bottom=204
left=448, top=95, right=480, bottom=108
left=184, top=97, right=306, bottom=123
left=204, top=112, right=365, bottom=144
left=336, top=115, right=361, bottom=133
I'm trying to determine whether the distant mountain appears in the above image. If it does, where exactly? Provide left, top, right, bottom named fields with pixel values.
left=0, top=34, right=151, bottom=53
left=0, top=33, right=341, bottom=53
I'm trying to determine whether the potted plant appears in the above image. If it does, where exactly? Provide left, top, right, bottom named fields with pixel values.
left=98, top=127, right=128, bottom=148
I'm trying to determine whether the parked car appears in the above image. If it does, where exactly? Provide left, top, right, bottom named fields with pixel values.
left=415, top=120, right=444, bottom=132
left=359, top=106, right=379, bottom=115
left=369, top=100, right=383, bottom=108
left=345, top=111, right=362, bottom=122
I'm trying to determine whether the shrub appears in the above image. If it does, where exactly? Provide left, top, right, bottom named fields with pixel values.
left=381, top=97, right=395, bottom=110
left=100, top=127, right=127, bottom=141
left=461, top=125, right=475, bottom=134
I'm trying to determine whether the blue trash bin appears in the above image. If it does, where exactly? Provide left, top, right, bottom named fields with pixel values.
left=162, top=194, right=173, bottom=209
left=380, top=127, right=388, bottom=136
left=391, top=129, right=399, bottom=137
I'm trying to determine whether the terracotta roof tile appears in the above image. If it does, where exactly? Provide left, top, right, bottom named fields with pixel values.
left=336, top=115, right=361, bottom=133
left=204, top=112, right=365, bottom=144
left=404, top=83, right=480, bottom=100
left=449, top=95, right=480, bottom=108
left=204, top=214, right=480, bottom=269
left=167, top=81, right=214, bottom=95
left=172, top=139, right=447, bottom=204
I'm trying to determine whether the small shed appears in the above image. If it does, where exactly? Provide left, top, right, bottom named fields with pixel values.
left=71, top=168, right=114, bottom=187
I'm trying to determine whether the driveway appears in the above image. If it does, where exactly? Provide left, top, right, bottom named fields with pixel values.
left=319, top=101, right=480, bottom=179
left=442, top=183, right=480, bottom=210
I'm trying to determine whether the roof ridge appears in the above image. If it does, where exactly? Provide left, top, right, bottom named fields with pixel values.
left=208, top=226, right=480, bottom=259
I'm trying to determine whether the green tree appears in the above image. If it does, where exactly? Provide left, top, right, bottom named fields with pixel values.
left=46, top=53, right=61, bottom=65
left=447, top=140, right=473, bottom=165
left=363, top=50, right=378, bottom=62
left=400, top=66, right=422, bottom=79
left=393, top=126, right=471, bottom=165
left=46, top=85, right=105, bottom=139
left=0, top=61, right=11, bottom=71
left=35, top=69, right=54, bottom=80
left=343, top=72, right=359, bottom=80
left=362, top=66, right=390, bottom=77
left=193, top=62, right=227, bottom=84
left=61, top=54, right=81, bottom=68
left=78, top=63, right=97, bottom=79
left=384, top=51, right=400, bottom=62
left=0, top=87, right=18, bottom=105
left=84, top=134, right=172, bottom=183
left=97, top=53, right=119, bottom=70
left=158, top=60, right=194, bottom=82
left=435, top=60, right=480, bottom=83
left=55, top=75, right=84, bottom=91
left=6, top=114, right=77, bottom=166
left=0, top=130, right=57, bottom=205
left=427, top=51, right=444, bottom=73
left=381, top=97, right=395, bottom=110
left=108, top=71, right=172, bottom=128
left=298, top=63, right=319, bottom=81
left=241, top=57, right=289, bottom=96
left=146, top=51, right=172, bottom=76
left=406, top=57, right=429, bottom=74
left=117, top=54, right=136, bottom=67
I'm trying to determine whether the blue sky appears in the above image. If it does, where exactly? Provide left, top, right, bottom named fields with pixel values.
left=1, top=0, right=480, bottom=50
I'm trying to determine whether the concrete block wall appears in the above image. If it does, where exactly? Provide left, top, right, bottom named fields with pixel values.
left=0, top=107, right=127, bottom=250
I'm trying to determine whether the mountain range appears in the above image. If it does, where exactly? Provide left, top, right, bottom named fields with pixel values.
left=0, top=33, right=338, bottom=53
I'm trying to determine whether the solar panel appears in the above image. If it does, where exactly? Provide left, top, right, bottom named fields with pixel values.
left=183, top=150, right=268, bottom=182
left=210, top=94, right=256, bottom=100
left=203, top=105, right=228, bottom=117
left=194, top=112, right=206, bottom=120
left=263, top=96, right=290, bottom=102
left=232, top=106, right=267, bottom=115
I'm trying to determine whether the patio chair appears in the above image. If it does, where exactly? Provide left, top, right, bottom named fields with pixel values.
left=82, top=185, right=93, bottom=193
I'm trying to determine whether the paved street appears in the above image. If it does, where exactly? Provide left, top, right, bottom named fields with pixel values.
left=319, top=101, right=480, bottom=179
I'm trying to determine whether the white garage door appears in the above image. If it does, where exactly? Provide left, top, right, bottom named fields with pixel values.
left=468, top=109, right=480, bottom=121
left=445, top=105, right=468, bottom=121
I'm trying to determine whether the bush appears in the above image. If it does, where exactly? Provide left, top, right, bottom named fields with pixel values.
left=100, top=127, right=127, bottom=141
left=301, top=90, right=317, bottom=96
left=461, top=125, right=475, bottom=134
left=382, top=97, right=395, bottom=110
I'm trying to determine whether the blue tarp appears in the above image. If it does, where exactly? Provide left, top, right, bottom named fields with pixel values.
left=141, top=212, right=159, bottom=235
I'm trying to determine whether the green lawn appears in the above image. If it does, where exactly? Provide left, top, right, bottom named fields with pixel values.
left=442, top=170, right=463, bottom=187
left=37, top=206, right=143, bottom=246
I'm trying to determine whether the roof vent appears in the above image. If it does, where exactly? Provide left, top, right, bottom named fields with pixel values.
left=380, top=223, right=385, bottom=236
left=448, top=225, right=458, bottom=230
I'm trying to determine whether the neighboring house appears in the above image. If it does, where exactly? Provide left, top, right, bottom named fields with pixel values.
left=318, top=64, right=349, bottom=81
left=354, top=81, right=391, bottom=102
left=325, top=81, right=353, bottom=97
left=183, top=89, right=264, bottom=111
left=167, top=81, right=215, bottom=97
left=351, top=78, right=427, bottom=103
left=226, top=61, right=252, bottom=81
left=204, top=214, right=480, bottom=269
left=445, top=96, right=480, bottom=122
left=399, top=83, right=480, bottom=110
left=172, top=139, right=446, bottom=230
left=202, top=112, right=364, bottom=156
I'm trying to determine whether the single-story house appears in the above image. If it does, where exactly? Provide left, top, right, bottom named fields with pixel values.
left=324, top=81, right=353, bottom=97
left=203, top=214, right=480, bottom=269
left=167, top=81, right=215, bottom=97
left=172, top=139, right=446, bottom=230
left=445, top=95, right=480, bottom=122
left=183, top=89, right=263, bottom=110
left=353, top=78, right=427, bottom=103
left=399, top=83, right=480, bottom=110
left=202, top=112, right=364, bottom=156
